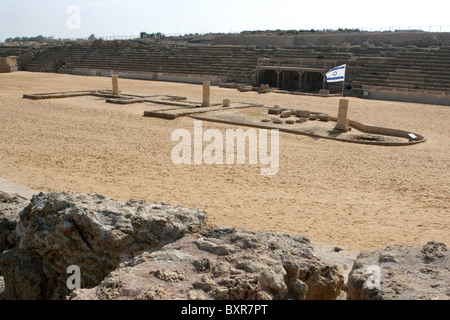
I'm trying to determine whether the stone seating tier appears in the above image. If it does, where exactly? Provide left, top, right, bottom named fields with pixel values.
left=3, top=42, right=448, bottom=93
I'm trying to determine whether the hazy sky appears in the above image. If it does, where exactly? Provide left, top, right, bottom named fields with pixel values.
left=1, top=0, right=449, bottom=41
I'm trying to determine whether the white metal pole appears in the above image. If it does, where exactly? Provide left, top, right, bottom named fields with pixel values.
left=342, top=64, right=347, bottom=97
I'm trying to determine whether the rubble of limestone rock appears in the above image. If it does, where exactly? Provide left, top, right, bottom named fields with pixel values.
left=0, top=191, right=208, bottom=300
left=0, top=192, right=27, bottom=253
left=71, top=227, right=345, bottom=300
left=347, top=242, right=450, bottom=300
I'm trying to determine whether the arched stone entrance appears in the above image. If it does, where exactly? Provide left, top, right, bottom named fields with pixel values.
left=256, top=58, right=336, bottom=92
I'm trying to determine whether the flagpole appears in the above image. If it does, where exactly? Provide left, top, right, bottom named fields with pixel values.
left=342, top=64, right=346, bottom=97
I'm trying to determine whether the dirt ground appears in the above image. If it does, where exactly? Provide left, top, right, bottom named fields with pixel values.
left=0, top=72, right=449, bottom=251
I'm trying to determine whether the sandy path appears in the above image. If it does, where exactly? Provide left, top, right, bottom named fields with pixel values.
left=0, top=72, right=449, bottom=251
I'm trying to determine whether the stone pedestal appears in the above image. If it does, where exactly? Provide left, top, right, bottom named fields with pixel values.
left=112, top=75, right=120, bottom=96
left=223, top=99, right=230, bottom=107
left=335, top=99, right=351, bottom=132
left=202, top=81, right=211, bottom=107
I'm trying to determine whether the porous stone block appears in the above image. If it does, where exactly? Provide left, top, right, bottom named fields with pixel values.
left=238, top=85, right=253, bottom=92
left=318, top=114, right=331, bottom=122
left=297, top=110, right=310, bottom=118
left=268, top=109, right=282, bottom=115
left=280, top=111, right=292, bottom=118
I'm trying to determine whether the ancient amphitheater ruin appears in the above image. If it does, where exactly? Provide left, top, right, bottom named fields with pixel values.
left=0, top=31, right=449, bottom=302
left=1, top=31, right=450, bottom=104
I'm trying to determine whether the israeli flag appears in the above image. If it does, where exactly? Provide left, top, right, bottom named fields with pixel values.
left=326, top=64, right=346, bottom=83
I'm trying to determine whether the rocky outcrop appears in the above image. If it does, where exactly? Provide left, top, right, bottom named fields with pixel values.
left=1, top=191, right=447, bottom=300
left=0, top=191, right=208, bottom=300
left=0, top=192, right=26, bottom=253
left=71, top=228, right=344, bottom=300
left=0, top=191, right=346, bottom=300
left=347, top=242, right=450, bottom=300
left=0, top=192, right=28, bottom=299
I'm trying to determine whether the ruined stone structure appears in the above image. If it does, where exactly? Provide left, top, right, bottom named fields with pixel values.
left=1, top=32, right=449, bottom=104
left=0, top=56, right=18, bottom=73
left=256, top=58, right=337, bottom=91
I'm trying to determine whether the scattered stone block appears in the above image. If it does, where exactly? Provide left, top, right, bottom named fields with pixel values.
left=223, top=99, right=231, bottom=107
left=273, top=119, right=283, bottom=124
left=268, top=108, right=282, bottom=115
left=318, top=114, right=331, bottom=122
left=280, top=111, right=292, bottom=118
left=258, top=84, right=271, bottom=94
left=286, top=119, right=295, bottom=124
left=238, top=85, right=253, bottom=92
left=261, top=119, right=271, bottom=123
left=297, top=110, right=310, bottom=118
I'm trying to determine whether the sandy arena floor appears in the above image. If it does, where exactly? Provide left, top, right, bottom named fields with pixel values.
left=0, top=72, right=449, bottom=251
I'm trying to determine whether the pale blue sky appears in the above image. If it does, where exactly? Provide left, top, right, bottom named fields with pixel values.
left=1, top=0, right=449, bottom=41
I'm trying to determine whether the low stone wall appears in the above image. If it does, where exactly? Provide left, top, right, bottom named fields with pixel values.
left=362, top=86, right=450, bottom=106
left=0, top=56, right=18, bottom=73
left=213, top=32, right=450, bottom=47
left=213, top=36, right=295, bottom=47
left=71, top=68, right=226, bottom=86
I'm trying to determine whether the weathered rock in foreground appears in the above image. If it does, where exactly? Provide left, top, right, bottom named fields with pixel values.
left=0, top=192, right=27, bottom=253
left=0, top=192, right=27, bottom=299
left=72, top=227, right=344, bottom=300
left=0, top=192, right=346, bottom=300
left=0, top=191, right=208, bottom=300
left=2, top=191, right=446, bottom=300
left=347, top=242, right=450, bottom=300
